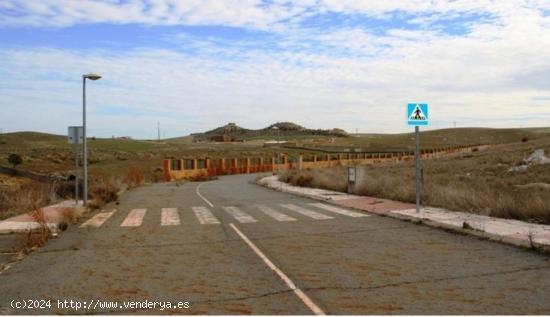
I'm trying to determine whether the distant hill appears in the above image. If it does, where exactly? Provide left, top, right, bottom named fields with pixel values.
left=191, top=122, right=349, bottom=141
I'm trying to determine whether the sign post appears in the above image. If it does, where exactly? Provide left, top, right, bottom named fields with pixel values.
left=347, top=166, right=356, bottom=194
left=68, top=126, right=84, bottom=205
left=407, top=103, right=429, bottom=213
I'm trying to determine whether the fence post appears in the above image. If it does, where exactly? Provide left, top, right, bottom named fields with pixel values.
left=163, top=159, right=171, bottom=181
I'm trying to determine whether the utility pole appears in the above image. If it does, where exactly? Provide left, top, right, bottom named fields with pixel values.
left=157, top=122, right=160, bottom=141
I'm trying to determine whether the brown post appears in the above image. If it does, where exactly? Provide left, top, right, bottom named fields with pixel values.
left=163, top=159, right=171, bottom=181
left=192, top=159, right=197, bottom=170
left=246, top=157, right=250, bottom=173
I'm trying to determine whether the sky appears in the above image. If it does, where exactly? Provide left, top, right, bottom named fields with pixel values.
left=0, top=0, right=549, bottom=139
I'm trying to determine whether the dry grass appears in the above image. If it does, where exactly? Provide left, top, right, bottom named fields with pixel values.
left=280, top=137, right=550, bottom=224
left=123, top=167, right=145, bottom=189
left=88, top=174, right=120, bottom=209
left=26, top=208, right=52, bottom=249
left=0, top=177, right=58, bottom=220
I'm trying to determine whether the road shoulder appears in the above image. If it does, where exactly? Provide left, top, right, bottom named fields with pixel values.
left=257, top=175, right=550, bottom=253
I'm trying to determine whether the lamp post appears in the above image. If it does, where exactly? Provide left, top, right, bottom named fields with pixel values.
left=82, top=73, right=102, bottom=206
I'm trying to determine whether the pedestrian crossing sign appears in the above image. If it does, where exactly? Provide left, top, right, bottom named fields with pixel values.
left=407, top=103, right=429, bottom=126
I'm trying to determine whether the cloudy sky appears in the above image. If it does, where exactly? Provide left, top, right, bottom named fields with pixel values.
left=1, top=0, right=549, bottom=139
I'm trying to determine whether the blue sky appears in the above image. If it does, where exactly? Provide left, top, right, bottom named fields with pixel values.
left=0, top=0, right=549, bottom=139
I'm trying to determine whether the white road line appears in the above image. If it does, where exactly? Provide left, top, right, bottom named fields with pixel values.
left=257, top=205, right=297, bottom=222
left=161, top=208, right=180, bottom=226
left=308, top=203, right=369, bottom=218
left=196, top=183, right=214, bottom=207
left=80, top=209, right=116, bottom=228
left=192, top=206, right=220, bottom=225
left=120, top=209, right=146, bottom=227
left=223, top=206, right=258, bottom=223
left=229, top=223, right=325, bottom=315
left=280, top=204, right=333, bottom=220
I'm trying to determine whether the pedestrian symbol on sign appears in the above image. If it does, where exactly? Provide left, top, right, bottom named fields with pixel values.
left=407, top=103, right=429, bottom=126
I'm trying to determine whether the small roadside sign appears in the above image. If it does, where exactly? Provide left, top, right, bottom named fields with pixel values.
left=407, top=103, right=429, bottom=126
left=68, top=126, right=84, bottom=144
left=347, top=166, right=356, bottom=183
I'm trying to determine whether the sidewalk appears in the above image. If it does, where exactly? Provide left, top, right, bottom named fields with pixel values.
left=0, top=200, right=86, bottom=234
left=258, top=175, right=550, bottom=252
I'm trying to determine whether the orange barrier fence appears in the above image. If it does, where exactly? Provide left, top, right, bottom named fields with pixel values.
left=163, top=144, right=486, bottom=181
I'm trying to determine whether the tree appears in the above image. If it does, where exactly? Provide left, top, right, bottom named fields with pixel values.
left=8, top=154, right=22, bottom=169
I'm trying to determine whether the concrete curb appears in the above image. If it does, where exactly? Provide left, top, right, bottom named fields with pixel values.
left=257, top=176, right=550, bottom=254
left=0, top=200, right=87, bottom=235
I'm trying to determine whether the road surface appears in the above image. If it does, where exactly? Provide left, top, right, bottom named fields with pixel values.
left=1, top=174, right=550, bottom=314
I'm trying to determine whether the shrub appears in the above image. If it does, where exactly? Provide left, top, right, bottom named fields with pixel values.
left=89, top=175, right=119, bottom=208
left=8, top=153, right=22, bottom=169
left=123, top=168, right=144, bottom=189
left=26, top=209, right=52, bottom=249
left=522, top=137, right=529, bottom=143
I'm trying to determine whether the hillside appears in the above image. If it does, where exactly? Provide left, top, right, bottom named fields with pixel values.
left=327, top=127, right=550, bottom=150
left=191, top=122, right=349, bottom=141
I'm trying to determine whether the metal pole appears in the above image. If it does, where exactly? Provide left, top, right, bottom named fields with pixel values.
left=83, top=77, right=88, bottom=206
left=75, top=144, right=79, bottom=205
left=415, top=125, right=421, bottom=213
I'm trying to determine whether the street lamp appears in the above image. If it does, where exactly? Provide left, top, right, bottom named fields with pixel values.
left=82, top=73, right=101, bottom=206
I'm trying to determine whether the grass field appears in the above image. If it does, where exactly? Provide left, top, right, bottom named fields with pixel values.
left=280, top=134, right=550, bottom=224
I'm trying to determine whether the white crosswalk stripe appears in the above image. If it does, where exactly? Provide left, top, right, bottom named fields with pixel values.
left=161, top=208, right=180, bottom=226
left=308, top=203, right=369, bottom=218
left=120, top=209, right=147, bottom=227
left=80, top=209, right=116, bottom=228
left=192, top=206, right=220, bottom=225
left=280, top=204, right=333, bottom=220
left=223, top=206, right=258, bottom=223
left=79, top=202, right=367, bottom=229
left=257, top=205, right=296, bottom=222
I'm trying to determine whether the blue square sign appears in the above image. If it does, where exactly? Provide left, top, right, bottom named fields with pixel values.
left=407, top=103, right=429, bottom=126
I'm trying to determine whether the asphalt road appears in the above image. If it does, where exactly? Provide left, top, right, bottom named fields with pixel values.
left=1, top=174, right=550, bottom=314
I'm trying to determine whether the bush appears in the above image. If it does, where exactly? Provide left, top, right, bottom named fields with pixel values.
left=123, top=168, right=144, bottom=189
left=8, top=153, right=22, bottom=169
left=522, top=137, right=529, bottom=143
left=89, top=175, right=119, bottom=208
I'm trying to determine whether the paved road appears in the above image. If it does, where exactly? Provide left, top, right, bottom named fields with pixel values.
left=1, top=174, right=550, bottom=314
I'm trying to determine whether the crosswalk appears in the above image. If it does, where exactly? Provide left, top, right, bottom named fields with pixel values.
left=79, top=203, right=370, bottom=229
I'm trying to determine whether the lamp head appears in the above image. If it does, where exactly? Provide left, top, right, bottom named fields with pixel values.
left=83, top=73, right=102, bottom=80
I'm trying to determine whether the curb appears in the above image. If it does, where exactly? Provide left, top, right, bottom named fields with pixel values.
left=0, top=201, right=87, bottom=235
left=257, top=176, right=550, bottom=254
